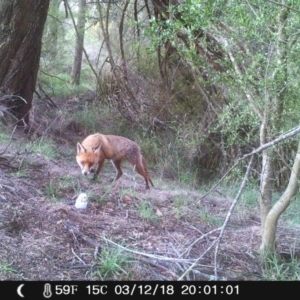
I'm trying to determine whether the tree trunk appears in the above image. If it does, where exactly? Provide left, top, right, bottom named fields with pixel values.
left=259, top=5, right=290, bottom=253
left=261, top=138, right=300, bottom=253
left=0, top=0, right=50, bottom=127
left=71, top=0, right=87, bottom=85
left=46, top=0, right=61, bottom=59
left=259, top=121, right=274, bottom=231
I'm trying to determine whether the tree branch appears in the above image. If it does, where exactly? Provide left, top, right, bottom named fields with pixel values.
left=198, top=124, right=300, bottom=202
left=214, top=155, right=254, bottom=279
left=264, top=0, right=300, bottom=13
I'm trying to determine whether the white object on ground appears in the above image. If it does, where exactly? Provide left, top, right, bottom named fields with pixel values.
left=75, top=193, right=88, bottom=209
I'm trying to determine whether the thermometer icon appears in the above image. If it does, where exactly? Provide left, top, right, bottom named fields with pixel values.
left=43, top=283, right=52, bottom=298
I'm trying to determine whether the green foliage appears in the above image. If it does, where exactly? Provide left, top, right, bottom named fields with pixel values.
left=0, top=263, right=18, bottom=275
left=30, top=137, right=58, bottom=159
left=14, top=168, right=30, bottom=179
left=0, top=131, right=10, bottom=143
left=262, top=250, right=300, bottom=280
left=150, top=127, right=201, bottom=186
left=145, top=0, right=300, bottom=150
left=171, top=195, right=192, bottom=220
left=43, top=179, right=63, bottom=202
left=94, top=246, right=131, bottom=280
left=38, top=71, right=93, bottom=98
left=137, top=137, right=159, bottom=165
left=71, top=104, right=101, bottom=134
left=43, top=175, right=80, bottom=202
left=223, top=184, right=259, bottom=209
left=215, top=103, right=260, bottom=147
left=133, top=44, right=160, bottom=78
left=138, top=202, right=161, bottom=224
left=198, top=207, right=224, bottom=227
left=282, top=192, right=300, bottom=225
left=40, top=0, right=99, bottom=97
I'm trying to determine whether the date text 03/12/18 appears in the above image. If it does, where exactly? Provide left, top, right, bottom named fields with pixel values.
left=86, top=283, right=239, bottom=296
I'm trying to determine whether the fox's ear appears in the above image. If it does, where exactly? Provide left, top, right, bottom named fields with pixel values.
left=77, top=142, right=86, bottom=153
left=93, top=145, right=102, bottom=153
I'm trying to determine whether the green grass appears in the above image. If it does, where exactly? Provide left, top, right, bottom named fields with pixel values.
left=119, top=188, right=137, bottom=200
left=71, top=105, right=101, bottom=134
left=14, top=168, right=30, bottom=178
left=39, top=71, right=94, bottom=98
left=138, top=202, right=161, bottom=224
left=221, top=182, right=300, bottom=225
left=171, top=195, right=192, bottom=220
left=43, top=179, right=63, bottom=202
left=0, top=263, right=18, bottom=275
left=198, top=207, right=224, bottom=227
left=279, top=188, right=300, bottom=225
left=94, top=246, right=131, bottom=280
left=154, top=142, right=199, bottom=188
left=262, top=249, right=300, bottom=280
left=207, top=183, right=259, bottom=216
left=222, top=184, right=259, bottom=208
left=282, top=196, right=300, bottom=225
left=30, top=137, right=58, bottom=159
left=43, top=175, right=81, bottom=202
left=0, top=132, right=10, bottom=143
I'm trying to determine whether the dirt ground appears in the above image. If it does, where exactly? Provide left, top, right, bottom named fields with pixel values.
left=0, top=107, right=300, bottom=281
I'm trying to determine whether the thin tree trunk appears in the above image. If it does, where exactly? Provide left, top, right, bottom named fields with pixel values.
left=119, top=0, right=130, bottom=72
left=259, top=4, right=290, bottom=253
left=261, top=138, right=300, bottom=252
left=259, top=121, right=274, bottom=231
left=97, top=0, right=115, bottom=69
left=71, top=0, right=87, bottom=85
left=46, top=0, right=61, bottom=59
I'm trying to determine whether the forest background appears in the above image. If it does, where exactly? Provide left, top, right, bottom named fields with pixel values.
left=0, top=0, right=300, bottom=281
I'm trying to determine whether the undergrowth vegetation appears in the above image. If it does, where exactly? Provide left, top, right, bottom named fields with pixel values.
left=94, top=245, right=132, bottom=280
left=1, top=103, right=300, bottom=280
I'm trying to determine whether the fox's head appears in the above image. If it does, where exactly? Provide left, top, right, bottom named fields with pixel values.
left=76, top=142, right=102, bottom=176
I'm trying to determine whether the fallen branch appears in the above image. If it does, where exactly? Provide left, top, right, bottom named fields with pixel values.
left=101, top=236, right=196, bottom=264
left=213, top=155, right=254, bottom=279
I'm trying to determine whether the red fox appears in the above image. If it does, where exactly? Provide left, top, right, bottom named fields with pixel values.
left=76, top=133, right=154, bottom=189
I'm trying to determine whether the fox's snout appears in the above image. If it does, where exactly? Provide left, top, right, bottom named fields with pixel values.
left=82, top=168, right=95, bottom=176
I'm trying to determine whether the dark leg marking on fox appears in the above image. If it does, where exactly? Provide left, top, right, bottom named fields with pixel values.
left=94, top=159, right=105, bottom=179
left=112, top=160, right=123, bottom=181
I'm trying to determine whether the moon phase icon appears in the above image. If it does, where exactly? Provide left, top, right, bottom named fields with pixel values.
left=17, top=284, right=24, bottom=298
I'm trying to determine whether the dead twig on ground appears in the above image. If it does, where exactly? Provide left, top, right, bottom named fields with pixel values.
left=100, top=235, right=196, bottom=264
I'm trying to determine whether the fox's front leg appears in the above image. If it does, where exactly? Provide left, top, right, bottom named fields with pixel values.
left=93, top=159, right=105, bottom=180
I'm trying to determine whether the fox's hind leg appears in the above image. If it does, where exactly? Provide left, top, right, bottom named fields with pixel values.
left=135, top=158, right=153, bottom=189
left=142, top=157, right=154, bottom=188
